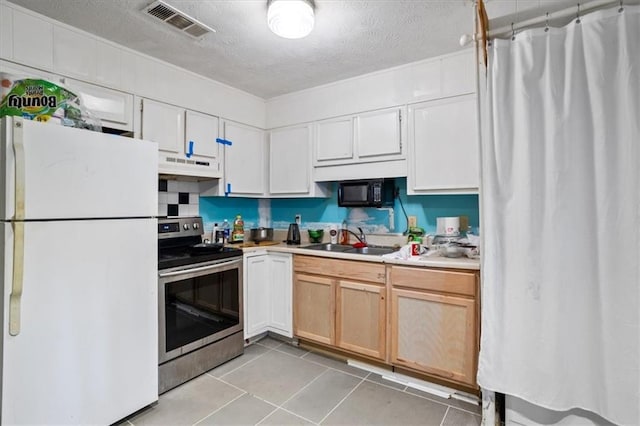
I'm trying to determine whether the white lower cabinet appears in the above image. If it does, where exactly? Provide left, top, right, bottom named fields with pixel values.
left=244, top=251, right=292, bottom=340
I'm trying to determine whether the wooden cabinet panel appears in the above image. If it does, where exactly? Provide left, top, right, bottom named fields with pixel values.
left=391, top=288, right=477, bottom=386
left=293, top=273, right=335, bottom=345
left=336, top=280, right=386, bottom=359
left=294, top=255, right=385, bottom=284
left=390, top=266, right=476, bottom=297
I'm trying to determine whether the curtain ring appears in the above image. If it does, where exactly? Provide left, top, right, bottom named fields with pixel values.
left=545, top=12, right=550, bottom=32
left=511, top=23, right=516, bottom=40
left=619, top=0, right=624, bottom=12
left=575, top=3, right=581, bottom=24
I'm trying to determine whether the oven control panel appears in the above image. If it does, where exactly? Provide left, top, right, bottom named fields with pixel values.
left=158, top=216, right=204, bottom=239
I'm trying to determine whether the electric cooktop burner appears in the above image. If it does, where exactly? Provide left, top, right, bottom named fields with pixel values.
left=157, top=217, right=242, bottom=270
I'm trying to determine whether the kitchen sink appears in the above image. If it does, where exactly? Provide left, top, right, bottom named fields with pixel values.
left=302, top=243, right=398, bottom=256
left=345, top=246, right=397, bottom=255
left=302, top=243, right=353, bottom=252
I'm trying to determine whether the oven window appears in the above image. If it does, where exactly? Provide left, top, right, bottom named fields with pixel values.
left=165, top=269, right=239, bottom=352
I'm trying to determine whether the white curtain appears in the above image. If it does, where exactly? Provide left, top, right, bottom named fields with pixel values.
left=477, top=5, right=640, bottom=425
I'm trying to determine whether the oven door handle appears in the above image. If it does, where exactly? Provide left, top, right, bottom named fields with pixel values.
left=159, top=259, right=241, bottom=278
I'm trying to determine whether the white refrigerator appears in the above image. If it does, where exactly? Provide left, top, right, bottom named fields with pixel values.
left=0, top=117, right=159, bottom=424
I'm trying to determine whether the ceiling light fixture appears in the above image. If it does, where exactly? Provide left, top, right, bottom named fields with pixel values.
left=267, top=0, right=315, bottom=39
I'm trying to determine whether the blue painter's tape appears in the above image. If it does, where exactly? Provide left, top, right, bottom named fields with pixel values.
left=186, top=140, right=194, bottom=158
left=216, top=138, right=233, bottom=146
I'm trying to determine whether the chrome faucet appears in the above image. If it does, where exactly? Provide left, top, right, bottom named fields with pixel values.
left=345, top=227, right=367, bottom=244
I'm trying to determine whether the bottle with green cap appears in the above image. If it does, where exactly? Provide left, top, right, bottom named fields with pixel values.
left=231, top=214, right=244, bottom=243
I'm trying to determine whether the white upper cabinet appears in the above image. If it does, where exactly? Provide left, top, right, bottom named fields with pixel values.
left=269, top=125, right=330, bottom=197
left=141, top=98, right=222, bottom=178
left=185, top=110, right=220, bottom=160
left=141, top=98, right=183, bottom=153
left=65, top=78, right=133, bottom=131
left=53, top=26, right=95, bottom=80
left=270, top=125, right=310, bottom=194
left=315, top=117, right=353, bottom=163
left=94, top=40, right=123, bottom=88
left=408, top=94, right=479, bottom=194
left=312, top=107, right=407, bottom=182
left=12, top=8, right=53, bottom=70
left=355, top=107, right=403, bottom=159
left=313, top=106, right=406, bottom=168
left=0, top=4, right=13, bottom=60
left=441, top=51, right=475, bottom=98
left=222, top=120, right=266, bottom=196
left=5, top=6, right=125, bottom=91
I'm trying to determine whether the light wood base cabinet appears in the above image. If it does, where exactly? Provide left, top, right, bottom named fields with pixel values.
left=389, top=266, right=479, bottom=388
left=336, top=280, right=386, bottom=359
left=293, top=273, right=334, bottom=345
left=293, top=256, right=386, bottom=360
left=293, top=256, right=479, bottom=389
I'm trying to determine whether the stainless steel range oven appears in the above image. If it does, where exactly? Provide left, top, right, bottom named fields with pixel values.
left=157, top=217, right=244, bottom=394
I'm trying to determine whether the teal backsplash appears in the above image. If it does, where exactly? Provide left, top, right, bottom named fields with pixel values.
left=200, top=178, right=479, bottom=234
left=199, top=197, right=260, bottom=231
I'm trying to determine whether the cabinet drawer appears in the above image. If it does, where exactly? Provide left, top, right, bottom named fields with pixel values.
left=294, top=255, right=385, bottom=284
left=390, top=266, right=476, bottom=297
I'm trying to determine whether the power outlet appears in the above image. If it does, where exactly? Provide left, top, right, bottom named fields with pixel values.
left=408, top=216, right=418, bottom=228
left=295, top=214, right=301, bottom=225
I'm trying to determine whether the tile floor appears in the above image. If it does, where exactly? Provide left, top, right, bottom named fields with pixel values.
left=123, top=337, right=482, bottom=426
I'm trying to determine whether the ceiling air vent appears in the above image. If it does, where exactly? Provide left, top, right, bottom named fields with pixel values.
left=143, top=0, right=215, bottom=40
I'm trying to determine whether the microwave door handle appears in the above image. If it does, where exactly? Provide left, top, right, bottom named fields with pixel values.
left=158, top=259, right=240, bottom=278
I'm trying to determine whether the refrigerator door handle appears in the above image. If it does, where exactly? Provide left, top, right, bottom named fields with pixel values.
left=9, top=222, right=25, bottom=336
left=9, top=119, right=26, bottom=336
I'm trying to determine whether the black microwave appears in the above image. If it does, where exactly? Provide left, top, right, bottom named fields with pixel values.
left=338, top=179, right=395, bottom=208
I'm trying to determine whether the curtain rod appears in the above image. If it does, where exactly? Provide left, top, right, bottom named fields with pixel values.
left=487, top=0, right=621, bottom=38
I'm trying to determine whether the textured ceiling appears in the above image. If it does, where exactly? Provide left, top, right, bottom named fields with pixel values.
left=6, top=0, right=595, bottom=98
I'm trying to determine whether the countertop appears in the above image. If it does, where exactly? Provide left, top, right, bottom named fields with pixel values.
left=239, top=242, right=480, bottom=271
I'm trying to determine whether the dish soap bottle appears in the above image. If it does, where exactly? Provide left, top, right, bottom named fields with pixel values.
left=221, top=219, right=230, bottom=243
left=231, top=214, right=244, bottom=243
left=340, top=219, right=349, bottom=245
